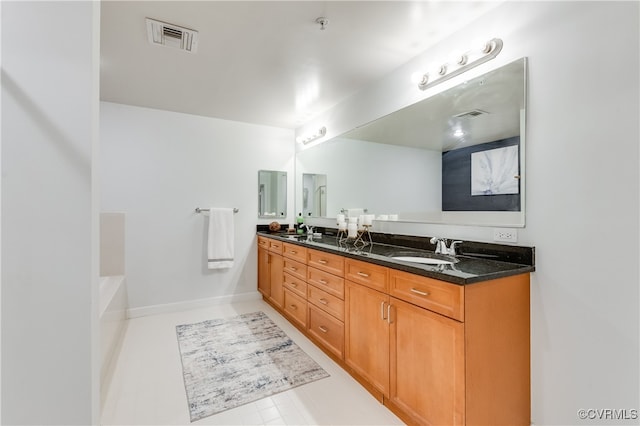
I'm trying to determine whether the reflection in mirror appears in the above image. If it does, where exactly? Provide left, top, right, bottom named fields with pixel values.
left=258, top=170, right=287, bottom=218
left=302, top=173, right=327, bottom=217
left=296, top=57, right=527, bottom=227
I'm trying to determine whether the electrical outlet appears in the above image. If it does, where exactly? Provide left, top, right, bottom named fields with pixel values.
left=493, top=228, right=518, bottom=243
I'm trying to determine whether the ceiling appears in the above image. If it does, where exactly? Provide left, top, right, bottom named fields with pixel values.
left=100, top=1, right=503, bottom=129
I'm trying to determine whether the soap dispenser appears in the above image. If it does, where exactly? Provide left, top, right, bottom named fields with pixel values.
left=296, top=213, right=304, bottom=234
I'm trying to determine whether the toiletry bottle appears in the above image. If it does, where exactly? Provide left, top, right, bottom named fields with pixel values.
left=296, top=213, right=304, bottom=234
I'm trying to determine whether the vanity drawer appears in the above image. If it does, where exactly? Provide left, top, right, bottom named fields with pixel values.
left=283, top=243, right=307, bottom=263
left=267, top=238, right=283, bottom=255
left=283, top=258, right=307, bottom=281
left=307, top=249, right=345, bottom=277
left=283, top=273, right=307, bottom=299
left=390, top=269, right=464, bottom=321
left=345, top=259, right=389, bottom=293
left=308, top=285, right=344, bottom=321
left=257, top=236, right=270, bottom=249
left=283, top=289, right=307, bottom=328
left=307, top=267, right=345, bottom=299
left=308, top=303, right=344, bottom=359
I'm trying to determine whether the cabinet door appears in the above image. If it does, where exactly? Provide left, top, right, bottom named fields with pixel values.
left=257, top=246, right=270, bottom=297
left=345, top=281, right=390, bottom=397
left=268, top=253, right=284, bottom=309
left=390, top=297, right=465, bottom=426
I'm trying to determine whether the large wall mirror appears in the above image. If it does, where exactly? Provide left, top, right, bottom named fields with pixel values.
left=296, top=57, right=527, bottom=227
left=258, top=170, right=287, bottom=218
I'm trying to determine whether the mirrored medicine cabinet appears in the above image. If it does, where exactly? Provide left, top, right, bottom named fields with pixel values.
left=295, top=57, right=527, bottom=227
left=258, top=170, right=287, bottom=219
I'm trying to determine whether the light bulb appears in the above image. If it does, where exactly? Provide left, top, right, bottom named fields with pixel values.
left=410, top=71, right=424, bottom=85
left=481, top=39, right=495, bottom=54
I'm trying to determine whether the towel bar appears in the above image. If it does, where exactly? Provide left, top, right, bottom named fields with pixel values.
left=195, top=207, right=239, bottom=213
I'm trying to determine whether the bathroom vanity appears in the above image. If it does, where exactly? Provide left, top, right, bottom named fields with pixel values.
left=257, top=231, right=534, bottom=425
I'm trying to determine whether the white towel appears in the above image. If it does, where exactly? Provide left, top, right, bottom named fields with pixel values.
left=207, top=208, right=234, bottom=269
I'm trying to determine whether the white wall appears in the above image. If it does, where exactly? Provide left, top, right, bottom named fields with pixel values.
left=1, top=2, right=100, bottom=424
left=100, top=102, right=294, bottom=311
left=299, top=2, right=639, bottom=425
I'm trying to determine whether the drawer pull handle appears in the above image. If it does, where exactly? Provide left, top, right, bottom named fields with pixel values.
left=318, top=326, right=328, bottom=333
left=357, top=272, right=370, bottom=278
left=318, top=259, right=328, bottom=264
left=290, top=267, right=297, bottom=271
left=289, top=304, right=297, bottom=310
left=290, top=250, right=297, bottom=254
left=290, top=282, right=297, bottom=287
left=319, top=298, right=328, bottom=305
left=381, top=301, right=387, bottom=320
left=410, top=288, right=430, bottom=296
left=319, top=279, right=328, bottom=284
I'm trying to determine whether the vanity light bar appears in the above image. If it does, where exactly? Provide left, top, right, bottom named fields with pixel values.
left=417, top=38, right=503, bottom=91
left=297, top=126, right=327, bottom=144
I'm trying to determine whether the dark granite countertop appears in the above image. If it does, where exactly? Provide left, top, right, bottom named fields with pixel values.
left=257, top=229, right=535, bottom=285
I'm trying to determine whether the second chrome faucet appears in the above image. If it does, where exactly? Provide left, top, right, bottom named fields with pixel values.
left=430, top=237, right=463, bottom=256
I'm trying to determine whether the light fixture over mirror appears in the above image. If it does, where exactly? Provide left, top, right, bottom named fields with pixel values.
left=416, top=38, right=503, bottom=90
left=296, top=126, right=327, bottom=145
left=295, top=57, right=527, bottom=227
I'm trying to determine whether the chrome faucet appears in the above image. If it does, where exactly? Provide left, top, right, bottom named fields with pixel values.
left=303, top=224, right=314, bottom=235
left=430, top=237, right=463, bottom=256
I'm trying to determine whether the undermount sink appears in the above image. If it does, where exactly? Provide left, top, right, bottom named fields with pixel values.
left=391, top=256, right=455, bottom=265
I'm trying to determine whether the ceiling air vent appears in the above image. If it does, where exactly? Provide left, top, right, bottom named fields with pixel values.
left=453, top=109, right=488, bottom=119
left=146, top=18, right=198, bottom=53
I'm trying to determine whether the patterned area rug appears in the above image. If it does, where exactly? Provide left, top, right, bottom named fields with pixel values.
left=176, top=311, right=329, bottom=422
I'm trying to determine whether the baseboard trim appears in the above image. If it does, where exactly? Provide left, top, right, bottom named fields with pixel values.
left=126, top=291, right=262, bottom=319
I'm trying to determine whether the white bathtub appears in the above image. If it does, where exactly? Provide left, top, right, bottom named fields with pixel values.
left=100, top=275, right=128, bottom=398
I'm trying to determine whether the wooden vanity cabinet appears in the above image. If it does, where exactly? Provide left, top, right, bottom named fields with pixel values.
left=389, top=296, right=465, bottom=425
left=257, top=236, right=284, bottom=308
left=257, top=245, right=270, bottom=297
left=306, top=248, right=345, bottom=359
left=257, top=236, right=272, bottom=297
left=387, top=269, right=530, bottom=426
left=282, top=242, right=308, bottom=328
left=257, top=235, right=530, bottom=425
left=344, top=259, right=391, bottom=398
left=345, top=280, right=390, bottom=399
left=267, top=254, right=284, bottom=309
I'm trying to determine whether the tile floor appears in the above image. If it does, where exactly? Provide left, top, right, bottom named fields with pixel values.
left=101, top=299, right=404, bottom=425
